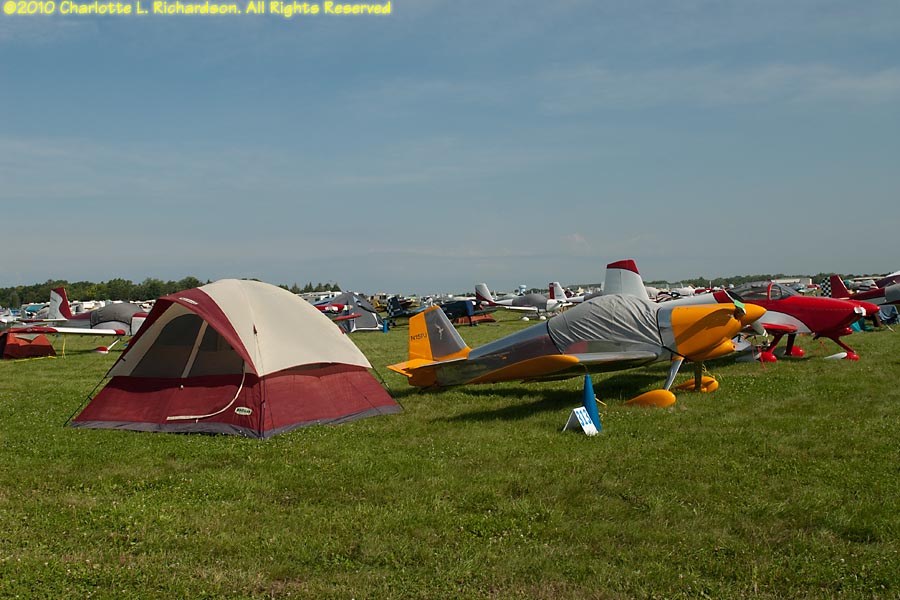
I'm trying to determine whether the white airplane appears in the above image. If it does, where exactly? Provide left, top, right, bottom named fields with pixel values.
left=474, top=283, right=569, bottom=319
left=44, top=287, right=147, bottom=335
left=549, top=281, right=599, bottom=305
left=2, top=288, right=148, bottom=354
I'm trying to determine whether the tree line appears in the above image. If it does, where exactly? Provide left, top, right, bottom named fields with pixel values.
left=2, top=278, right=341, bottom=308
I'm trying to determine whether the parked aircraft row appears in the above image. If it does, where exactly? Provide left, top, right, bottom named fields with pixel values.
left=382, top=259, right=896, bottom=412
left=4, top=265, right=896, bottom=416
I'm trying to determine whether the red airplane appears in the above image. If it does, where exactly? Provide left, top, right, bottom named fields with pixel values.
left=720, top=282, right=879, bottom=361
left=828, top=275, right=900, bottom=307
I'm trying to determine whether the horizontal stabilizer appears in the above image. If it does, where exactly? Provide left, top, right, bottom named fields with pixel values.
left=387, top=356, right=468, bottom=378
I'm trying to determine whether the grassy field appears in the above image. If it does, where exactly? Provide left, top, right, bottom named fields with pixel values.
left=1, top=313, right=899, bottom=599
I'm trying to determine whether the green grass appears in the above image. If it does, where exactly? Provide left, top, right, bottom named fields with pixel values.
left=1, top=316, right=899, bottom=599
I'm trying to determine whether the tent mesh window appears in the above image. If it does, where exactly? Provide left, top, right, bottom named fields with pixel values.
left=189, top=323, right=244, bottom=376
left=130, top=313, right=243, bottom=378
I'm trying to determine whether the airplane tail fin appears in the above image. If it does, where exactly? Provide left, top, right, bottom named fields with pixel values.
left=475, top=283, right=496, bottom=305
left=386, top=296, right=405, bottom=318
left=409, top=307, right=470, bottom=362
left=829, top=275, right=851, bottom=299
left=49, top=287, right=74, bottom=320
left=549, top=281, right=567, bottom=300
left=604, top=260, right=650, bottom=301
left=389, top=307, right=470, bottom=385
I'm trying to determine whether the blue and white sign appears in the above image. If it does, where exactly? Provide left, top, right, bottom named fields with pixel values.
left=562, top=406, right=599, bottom=436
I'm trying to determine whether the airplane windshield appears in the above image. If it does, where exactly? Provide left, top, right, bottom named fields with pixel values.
left=769, top=283, right=799, bottom=300
left=732, top=282, right=799, bottom=301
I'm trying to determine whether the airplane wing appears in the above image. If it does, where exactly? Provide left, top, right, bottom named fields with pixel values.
left=467, top=351, right=662, bottom=384
left=492, top=305, right=539, bottom=313
left=10, top=326, right=126, bottom=336
left=1, top=317, right=65, bottom=326
left=389, top=351, right=660, bottom=384
left=19, top=318, right=67, bottom=323
left=568, top=351, right=661, bottom=366
left=332, top=313, right=362, bottom=322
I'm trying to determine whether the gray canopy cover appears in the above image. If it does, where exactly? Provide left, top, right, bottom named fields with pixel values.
left=547, top=294, right=662, bottom=353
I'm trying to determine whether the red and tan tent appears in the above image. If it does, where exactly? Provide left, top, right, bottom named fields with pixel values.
left=71, top=280, right=399, bottom=438
left=1, top=331, right=56, bottom=359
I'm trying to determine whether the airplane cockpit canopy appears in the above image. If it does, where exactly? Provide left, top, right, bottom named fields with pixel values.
left=731, top=282, right=799, bottom=302
left=547, top=294, right=662, bottom=353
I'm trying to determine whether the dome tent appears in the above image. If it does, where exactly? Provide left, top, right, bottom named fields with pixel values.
left=323, top=292, right=384, bottom=333
left=71, top=280, right=399, bottom=438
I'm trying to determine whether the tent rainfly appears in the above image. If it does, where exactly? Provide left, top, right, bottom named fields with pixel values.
left=71, top=279, right=399, bottom=438
left=1, top=331, right=56, bottom=359
left=326, top=292, right=384, bottom=333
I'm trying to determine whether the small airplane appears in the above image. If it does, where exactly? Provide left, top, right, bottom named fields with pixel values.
left=43, top=287, right=148, bottom=335
left=475, top=283, right=569, bottom=318
left=1, top=288, right=147, bottom=354
left=726, top=282, right=880, bottom=361
left=549, top=281, right=602, bottom=305
left=828, top=275, right=900, bottom=307
left=388, top=294, right=765, bottom=406
left=669, top=281, right=879, bottom=361
left=385, top=295, right=431, bottom=321
left=436, top=299, right=497, bottom=326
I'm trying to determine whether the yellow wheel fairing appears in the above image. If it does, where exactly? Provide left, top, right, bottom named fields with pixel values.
left=625, top=389, right=677, bottom=407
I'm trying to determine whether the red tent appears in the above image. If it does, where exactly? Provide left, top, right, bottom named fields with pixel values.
left=72, top=280, right=399, bottom=438
left=1, top=331, right=56, bottom=359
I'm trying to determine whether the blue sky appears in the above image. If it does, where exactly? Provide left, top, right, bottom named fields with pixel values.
left=2, top=1, right=899, bottom=295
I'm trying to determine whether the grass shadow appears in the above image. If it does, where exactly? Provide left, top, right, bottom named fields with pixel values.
left=441, top=387, right=578, bottom=423
left=590, top=371, right=665, bottom=399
